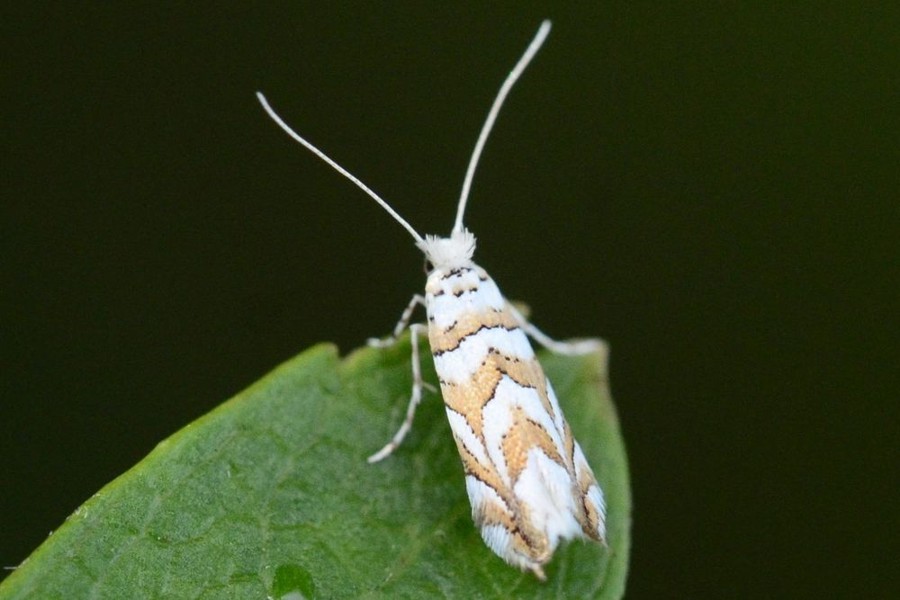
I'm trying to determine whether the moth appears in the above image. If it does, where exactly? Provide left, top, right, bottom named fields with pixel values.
left=257, top=20, right=606, bottom=580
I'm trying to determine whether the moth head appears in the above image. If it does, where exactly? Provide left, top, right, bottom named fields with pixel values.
left=418, top=228, right=477, bottom=271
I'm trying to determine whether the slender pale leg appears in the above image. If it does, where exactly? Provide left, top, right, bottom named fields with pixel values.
left=367, top=294, right=425, bottom=348
left=507, top=302, right=607, bottom=356
left=367, top=323, right=429, bottom=463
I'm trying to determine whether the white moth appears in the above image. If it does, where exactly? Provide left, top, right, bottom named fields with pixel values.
left=257, top=20, right=606, bottom=580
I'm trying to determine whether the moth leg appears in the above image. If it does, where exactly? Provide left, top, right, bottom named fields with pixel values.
left=367, top=323, right=429, bottom=463
left=507, top=302, right=607, bottom=356
left=367, top=294, right=426, bottom=348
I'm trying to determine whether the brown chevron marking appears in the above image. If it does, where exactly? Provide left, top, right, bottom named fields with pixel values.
left=560, top=419, right=603, bottom=539
left=456, top=424, right=549, bottom=558
left=474, top=498, right=550, bottom=567
left=580, top=490, right=604, bottom=541
left=489, top=351, right=541, bottom=389
left=575, top=453, right=604, bottom=540
left=428, top=307, right=519, bottom=354
left=455, top=431, right=510, bottom=503
left=502, top=406, right=566, bottom=483
left=562, top=415, right=577, bottom=472
left=440, top=349, right=552, bottom=440
left=498, top=353, right=556, bottom=422
left=450, top=409, right=554, bottom=565
left=441, top=361, right=501, bottom=440
left=475, top=496, right=517, bottom=532
left=445, top=308, right=518, bottom=336
left=470, top=484, right=551, bottom=566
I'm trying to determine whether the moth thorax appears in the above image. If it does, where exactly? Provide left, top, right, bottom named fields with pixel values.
left=417, top=229, right=477, bottom=270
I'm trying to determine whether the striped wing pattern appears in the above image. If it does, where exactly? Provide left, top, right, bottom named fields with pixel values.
left=425, top=265, right=606, bottom=578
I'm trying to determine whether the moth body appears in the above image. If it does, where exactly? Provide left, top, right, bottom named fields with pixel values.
left=420, top=231, right=605, bottom=577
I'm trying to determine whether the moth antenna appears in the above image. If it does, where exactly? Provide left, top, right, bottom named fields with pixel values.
left=452, top=19, right=552, bottom=235
left=256, top=91, right=426, bottom=246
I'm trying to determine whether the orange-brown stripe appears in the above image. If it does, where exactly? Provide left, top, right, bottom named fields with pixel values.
left=428, top=307, right=519, bottom=354
left=502, top=405, right=566, bottom=482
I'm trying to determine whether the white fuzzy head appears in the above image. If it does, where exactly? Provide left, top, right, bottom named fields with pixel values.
left=417, top=229, right=477, bottom=270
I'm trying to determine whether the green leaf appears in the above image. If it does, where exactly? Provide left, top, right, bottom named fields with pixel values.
left=0, top=339, right=630, bottom=599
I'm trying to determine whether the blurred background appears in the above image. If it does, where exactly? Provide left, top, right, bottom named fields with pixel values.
left=2, top=3, right=897, bottom=597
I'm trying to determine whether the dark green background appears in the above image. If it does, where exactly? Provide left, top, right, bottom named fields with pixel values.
left=2, top=4, right=897, bottom=597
